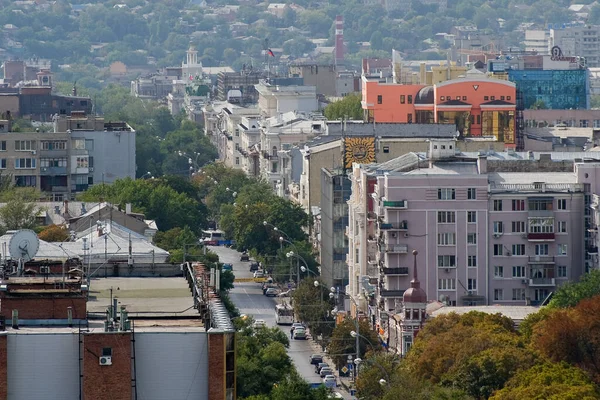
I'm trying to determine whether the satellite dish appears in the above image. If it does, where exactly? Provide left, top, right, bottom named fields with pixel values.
left=9, top=230, right=40, bottom=262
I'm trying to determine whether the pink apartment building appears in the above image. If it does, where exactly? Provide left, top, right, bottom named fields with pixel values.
left=348, top=140, right=599, bottom=320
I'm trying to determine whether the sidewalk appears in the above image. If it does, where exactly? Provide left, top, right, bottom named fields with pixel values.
left=306, top=330, right=356, bottom=399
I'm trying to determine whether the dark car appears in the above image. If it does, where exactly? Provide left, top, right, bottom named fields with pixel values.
left=309, top=354, right=324, bottom=365
left=249, top=262, right=259, bottom=272
left=240, top=252, right=250, bottom=261
left=222, top=263, right=233, bottom=271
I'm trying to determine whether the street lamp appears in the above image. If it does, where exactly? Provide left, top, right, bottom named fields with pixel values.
left=353, top=357, right=392, bottom=387
left=300, top=265, right=318, bottom=277
left=263, top=221, right=292, bottom=242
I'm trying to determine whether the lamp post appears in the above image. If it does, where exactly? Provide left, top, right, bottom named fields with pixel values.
left=140, top=171, right=154, bottom=179
left=352, top=357, right=391, bottom=387
left=263, top=221, right=292, bottom=242
left=280, top=236, right=299, bottom=283
left=286, top=251, right=308, bottom=282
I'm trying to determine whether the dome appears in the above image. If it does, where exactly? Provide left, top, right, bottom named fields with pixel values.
left=403, top=250, right=427, bottom=303
left=415, top=86, right=434, bottom=104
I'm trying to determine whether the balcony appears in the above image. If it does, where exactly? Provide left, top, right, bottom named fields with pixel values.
left=588, top=246, right=599, bottom=255
left=40, top=166, right=67, bottom=176
left=381, top=244, right=408, bottom=254
left=527, top=232, right=555, bottom=241
left=379, top=289, right=405, bottom=298
left=381, top=267, right=409, bottom=276
left=529, top=278, right=556, bottom=286
left=528, top=256, right=555, bottom=264
left=528, top=210, right=554, bottom=218
left=379, top=221, right=408, bottom=230
left=383, top=200, right=408, bottom=209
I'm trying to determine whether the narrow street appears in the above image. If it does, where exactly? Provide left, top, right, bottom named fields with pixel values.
left=208, top=245, right=351, bottom=397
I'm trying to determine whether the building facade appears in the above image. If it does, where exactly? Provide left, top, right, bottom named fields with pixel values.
left=348, top=142, right=596, bottom=325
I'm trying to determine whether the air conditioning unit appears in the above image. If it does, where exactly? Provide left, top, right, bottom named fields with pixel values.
left=521, top=279, right=528, bottom=284
left=404, top=233, right=410, bottom=238
left=39, top=266, right=50, bottom=274
left=99, top=356, right=112, bottom=366
left=31, top=150, right=36, bottom=155
left=89, top=167, right=94, bottom=172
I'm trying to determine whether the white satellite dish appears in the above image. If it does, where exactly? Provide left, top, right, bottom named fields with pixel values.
left=9, top=229, right=40, bottom=262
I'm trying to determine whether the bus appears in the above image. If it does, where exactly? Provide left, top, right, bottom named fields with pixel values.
left=275, top=303, right=294, bottom=325
left=201, top=230, right=234, bottom=246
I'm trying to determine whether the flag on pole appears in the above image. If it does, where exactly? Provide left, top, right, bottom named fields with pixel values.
left=267, top=49, right=275, bottom=57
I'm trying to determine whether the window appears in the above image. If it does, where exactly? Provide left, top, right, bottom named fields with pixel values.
left=528, top=199, right=553, bottom=211
left=72, top=139, right=85, bottom=149
left=407, top=95, right=412, bottom=104
left=467, top=188, right=477, bottom=200
left=529, top=218, right=554, bottom=233
left=400, top=95, right=405, bottom=104
left=407, top=113, right=412, bottom=123
left=557, top=221, right=567, bottom=233
left=440, top=96, right=445, bottom=101
left=491, top=96, right=495, bottom=100
left=271, top=162, right=278, bottom=173
left=438, top=255, right=456, bottom=267
left=15, top=140, right=35, bottom=151
left=535, top=244, right=549, bottom=255
left=493, top=200, right=503, bottom=211
left=0, top=159, right=5, bottom=169
left=467, top=211, right=477, bottom=223
left=377, top=95, right=382, bottom=104
left=468, top=255, right=477, bottom=267
left=512, top=288, right=526, bottom=301
left=437, top=211, right=455, bottom=223
left=462, top=96, right=467, bottom=101
left=512, top=265, right=525, bottom=278
left=41, top=140, right=67, bottom=150
left=557, top=244, right=567, bottom=255
left=0, top=141, right=5, bottom=151
left=467, top=233, right=477, bottom=244
left=76, top=157, right=88, bottom=168
left=493, top=244, right=503, bottom=256
left=438, top=233, right=456, bottom=245
left=15, top=158, right=36, bottom=169
left=494, top=266, right=504, bottom=278
left=512, top=244, right=525, bottom=255
left=493, top=221, right=503, bottom=234
left=507, top=96, right=511, bottom=101
left=558, top=265, right=567, bottom=278
left=85, top=139, right=94, bottom=150
left=467, top=278, right=477, bottom=291
left=15, top=175, right=36, bottom=187
left=500, top=96, right=505, bottom=100
left=438, top=188, right=455, bottom=200
left=235, top=128, right=240, bottom=137
left=476, top=115, right=481, bottom=125
left=557, top=199, right=567, bottom=210
left=235, top=157, right=240, bottom=165
left=383, top=146, right=389, bottom=153
left=40, top=158, right=67, bottom=168
left=494, top=289, right=504, bottom=301
left=102, top=347, right=112, bottom=357
left=438, top=278, right=456, bottom=290
left=484, top=96, right=489, bottom=101
left=355, top=248, right=359, bottom=263
left=512, top=221, right=525, bottom=233
left=512, top=199, right=525, bottom=211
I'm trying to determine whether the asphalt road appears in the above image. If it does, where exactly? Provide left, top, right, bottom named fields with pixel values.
left=208, top=246, right=327, bottom=386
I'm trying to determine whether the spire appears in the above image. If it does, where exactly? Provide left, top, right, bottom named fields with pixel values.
left=411, top=249, right=420, bottom=288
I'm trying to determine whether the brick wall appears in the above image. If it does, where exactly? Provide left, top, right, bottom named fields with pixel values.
left=208, top=333, right=225, bottom=400
left=82, top=332, right=132, bottom=400
left=1, top=296, right=86, bottom=320
left=0, top=334, right=6, bottom=400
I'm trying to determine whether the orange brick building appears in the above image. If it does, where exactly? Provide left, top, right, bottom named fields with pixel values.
left=361, top=75, right=517, bottom=146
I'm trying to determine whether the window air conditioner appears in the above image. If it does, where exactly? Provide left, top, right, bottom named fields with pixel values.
left=99, top=356, right=112, bottom=366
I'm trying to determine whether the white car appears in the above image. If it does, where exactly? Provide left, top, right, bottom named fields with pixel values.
left=253, top=270, right=265, bottom=278
left=328, top=392, right=343, bottom=399
left=323, top=375, right=337, bottom=388
left=253, top=319, right=266, bottom=328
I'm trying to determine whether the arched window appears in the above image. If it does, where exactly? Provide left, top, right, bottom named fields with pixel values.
left=272, top=146, right=277, bottom=156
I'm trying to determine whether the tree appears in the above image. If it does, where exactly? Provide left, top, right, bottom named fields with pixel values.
left=327, top=316, right=381, bottom=370
left=38, top=224, right=70, bottom=242
left=0, top=189, right=42, bottom=234
left=153, top=226, right=198, bottom=252
left=324, top=93, right=363, bottom=120
left=548, top=269, right=600, bottom=309
left=271, top=372, right=330, bottom=400
left=490, top=362, right=600, bottom=400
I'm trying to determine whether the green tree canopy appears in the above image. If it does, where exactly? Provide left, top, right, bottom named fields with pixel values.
left=548, top=269, right=600, bottom=309
left=327, top=316, right=381, bottom=369
left=324, top=93, right=363, bottom=121
left=0, top=188, right=42, bottom=234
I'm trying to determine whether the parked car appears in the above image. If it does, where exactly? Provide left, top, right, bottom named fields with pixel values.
left=319, top=368, right=333, bottom=378
left=253, top=319, right=266, bottom=328
left=292, top=322, right=305, bottom=330
left=315, top=362, right=329, bottom=374
left=293, top=328, right=307, bottom=340
left=240, top=252, right=250, bottom=261
left=328, top=392, right=344, bottom=399
left=249, top=262, right=259, bottom=272
left=309, top=354, right=324, bottom=365
left=222, top=263, right=233, bottom=271
left=253, top=270, right=265, bottom=278
left=265, top=288, right=279, bottom=297
left=323, top=375, right=337, bottom=388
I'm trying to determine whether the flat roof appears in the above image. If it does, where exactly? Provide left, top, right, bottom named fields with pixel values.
left=0, top=319, right=205, bottom=334
left=87, top=277, right=199, bottom=319
left=431, top=305, right=540, bottom=322
left=489, top=171, right=577, bottom=184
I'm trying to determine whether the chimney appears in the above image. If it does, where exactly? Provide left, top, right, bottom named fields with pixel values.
left=335, top=15, right=344, bottom=67
left=477, top=155, right=488, bottom=174
left=419, top=62, right=426, bottom=84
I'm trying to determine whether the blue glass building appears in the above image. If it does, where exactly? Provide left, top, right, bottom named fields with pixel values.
left=508, top=69, right=589, bottom=110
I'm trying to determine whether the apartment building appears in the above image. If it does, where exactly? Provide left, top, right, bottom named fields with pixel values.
left=254, top=78, right=318, bottom=118
left=550, top=24, right=600, bottom=67
left=347, top=140, right=598, bottom=321
left=0, top=113, right=134, bottom=200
